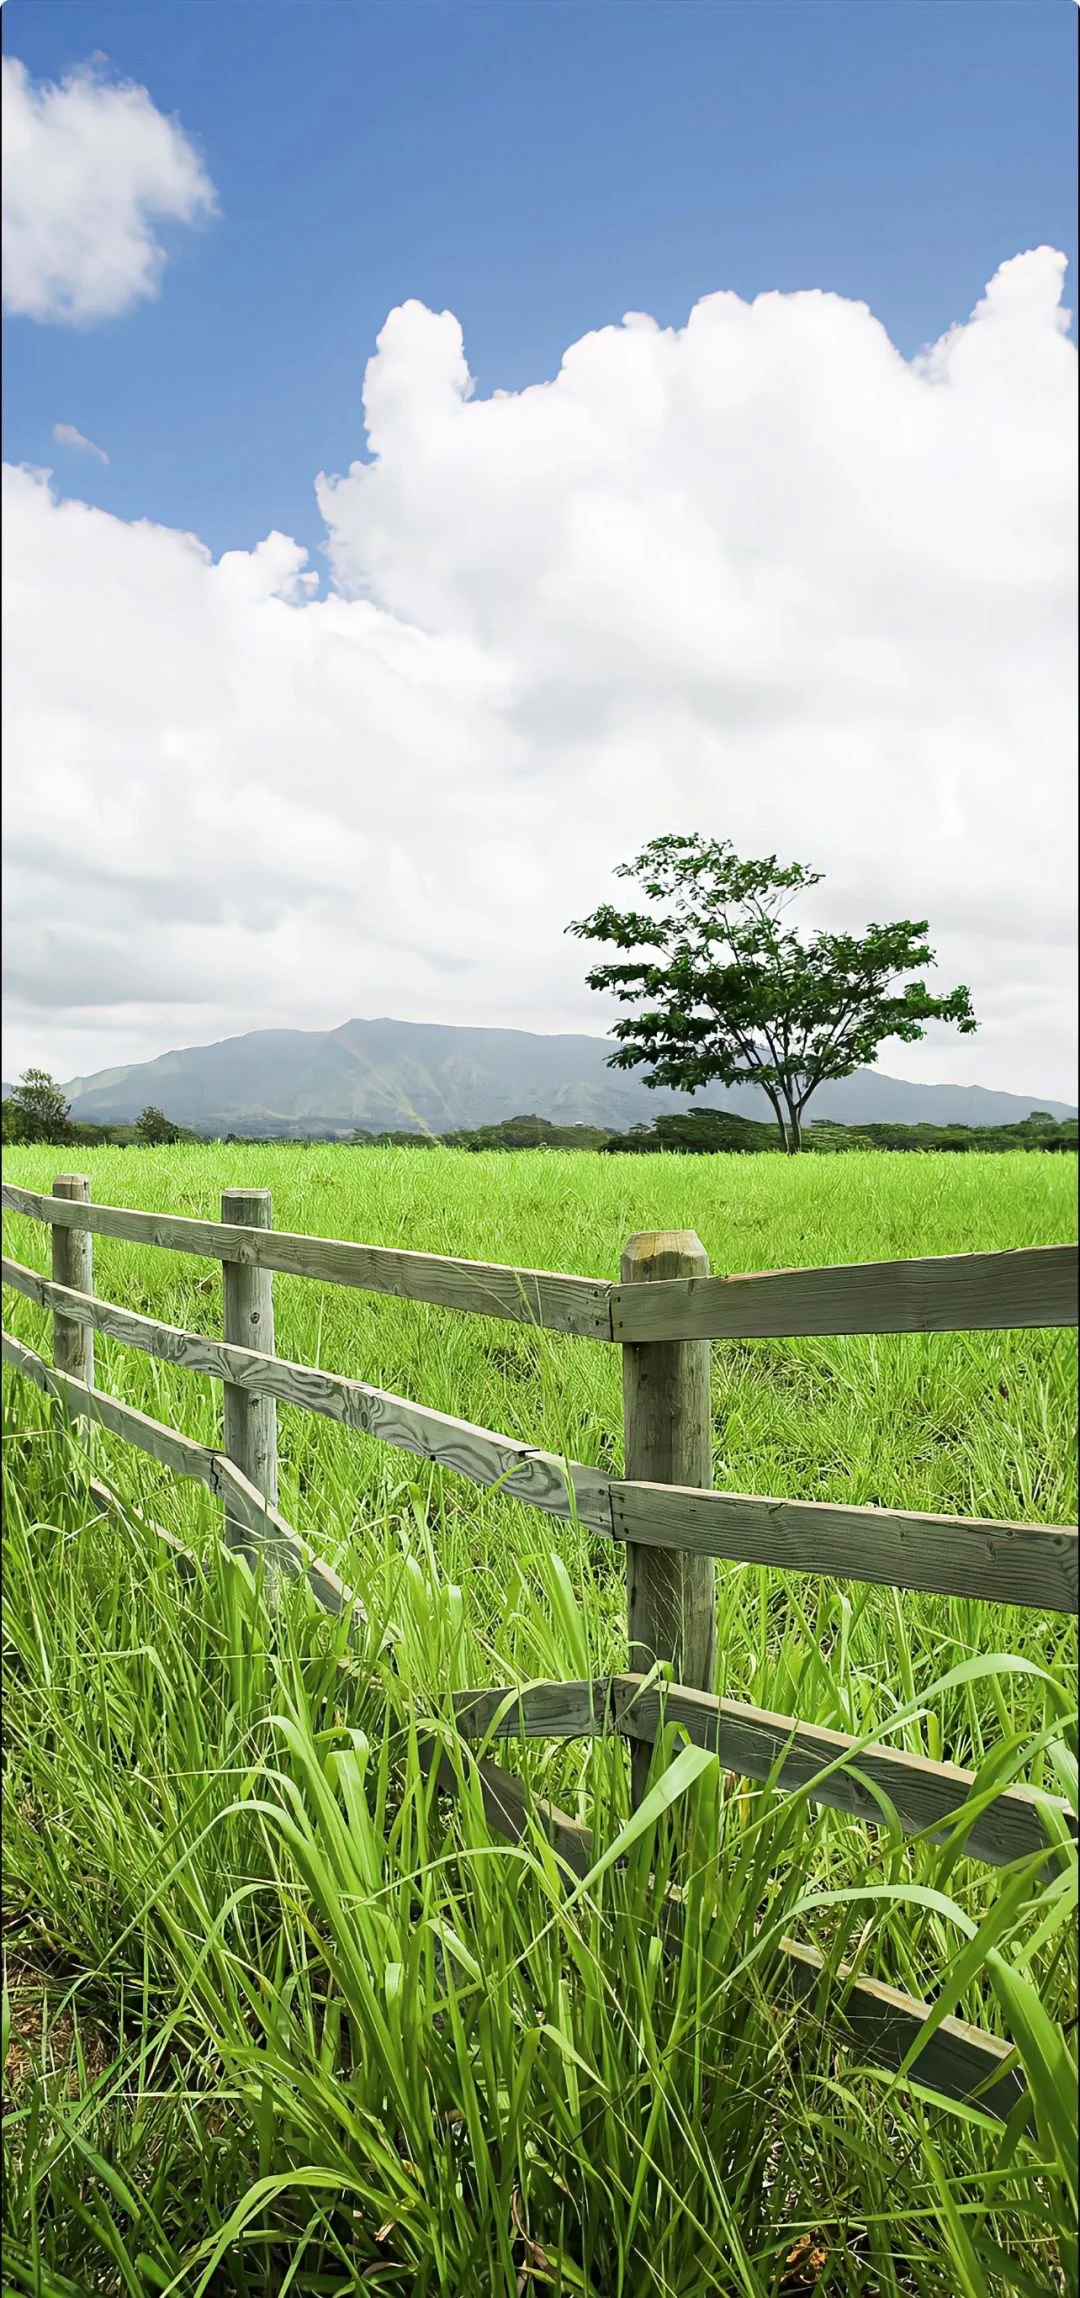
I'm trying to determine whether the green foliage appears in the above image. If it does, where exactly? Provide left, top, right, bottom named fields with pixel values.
left=805, top=1116, right=1077, bottom=1157
left=569, top=835, right=978, bottom=1152
left=134, top=1104, right=183, bottom=1146
left=347, top=1116, right=619, bottom=1150
left=441, top=1112, right=616, bottom=1152
left=1, top=1139, right=1076, bottom=2291
left=604, top=1107, right=781, bottom=1154
left=70, top=1120, right=138, bottom=1146
left=353, top=1107, right=1078, bottom=1157
left=366, top=1127, right=441, bottom=1147
left=1, top=1068, right=74, bottom=1146
left=67, top=1118, right=201, bottom=1149
left=601, top=1109, right=1077, bottom=1157
left=14, top=1102, right=1070, bottom=1157
left=1, top=1077, right=203, bottom=1150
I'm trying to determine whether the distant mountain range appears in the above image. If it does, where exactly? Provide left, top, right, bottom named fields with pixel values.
left=26, top=1017, right=1077, bottom=1136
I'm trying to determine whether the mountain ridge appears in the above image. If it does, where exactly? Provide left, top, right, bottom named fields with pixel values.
left=44, top=1017, right=1078, bottom=1136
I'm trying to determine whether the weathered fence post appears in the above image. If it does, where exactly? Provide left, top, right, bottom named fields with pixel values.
left=621, top=1229, right=716, bottom=1803
left=51, top=1175, right=94, bottom=1384
left=220, top=1188, right=277, bottom=1560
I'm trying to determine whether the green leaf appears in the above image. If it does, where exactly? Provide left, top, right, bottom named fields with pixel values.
left=986, top=1949, right=1078, bottom=2199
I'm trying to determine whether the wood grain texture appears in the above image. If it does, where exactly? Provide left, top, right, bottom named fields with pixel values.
left=609, top=1481, right=1078, bottom=1613
left=0, top=1258, right=614, bottom=1530
left=50, top=1176, right=94, bottom=1385
left=611, top=1243, right=1078, bottom=1342
left=621, top=1232, right=716, bottom=1776
left=7, top=1183, right=1075, bottom=1342
left=426, top=1713, right=1024, bottom=2117
left=453, top=1681, right=610, bottom=1742
left=1, top=1328, right=365, bottom=1634
left=1, top=1183, right=612, bottom=1336
left=221, top=1189, right=278, bottom=1560
left=450, top=1676, right=1073, bottom=1868
left=2, top=1310, right=1033, bottom=2123
left=4, top=1258, right=1074, bottom=1609
left=777, top=1937, right=1025, bottom=2122
left=610, top=1676, right=1073, bottom=1869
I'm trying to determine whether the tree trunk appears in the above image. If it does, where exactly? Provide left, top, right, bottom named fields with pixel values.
left=784, top=1098, right=802, bottom=1153
left=761, top=1090, right=790, bottom=1152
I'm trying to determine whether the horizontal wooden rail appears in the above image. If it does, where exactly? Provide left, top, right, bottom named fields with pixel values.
left=450, top=1678, right=1075, bottom=1869
left=0, top=1258, right=613, bottom=1526
left=3, top=1266, right=1075, bottom=1611
left=423, top=1735, right=1025, bottom=2119
left=454, top=1681, right=611, bottom=1745
left=4, top=1185, right=1060, bottom=2137
left=776, top=1940, right=1025, bottom=2124
left=0, top=1329, right=363, bottom=1633
left=609, top=1480, right=1078, bottom=1615
left=609, top=1244, right=1078, bottom=1341
left=7, top=1269, right=1071, bottom=1830
left=4, top=1184, right=1076, bottom=1340
left=0, top=1183, right=612, bottom=1337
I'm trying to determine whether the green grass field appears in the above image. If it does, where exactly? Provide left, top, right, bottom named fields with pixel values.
left=2, top=1147, right=1077, bottom=2296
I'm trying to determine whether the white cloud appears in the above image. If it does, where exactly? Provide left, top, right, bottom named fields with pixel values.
left=2, top=54, right=216, bottom=323
left=53, top=423, right=109, bottom=464
left=2, top=251, right=1076, bottom=1097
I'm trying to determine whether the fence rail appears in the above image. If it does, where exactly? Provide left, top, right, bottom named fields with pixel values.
left=4, top=1181, right=1075, bottom=1340
left=4, top=1254, right=1075, bottom=1612
left=1, top=1328, right=359, bottom=1625
left=0, top=1255, right=613, bottom=1525
left=610, top=1243, right=1079, bottom=1340
left=419, top=1733, right=1029, bottom=2123
left=4, top=1317, right=1074, bottom=1871
left=451, top=1676, right=1075, bottom=1870
left=3, top=1171, right=1077, bottom=2126
left=1, top=1182, right=613, bottom=1336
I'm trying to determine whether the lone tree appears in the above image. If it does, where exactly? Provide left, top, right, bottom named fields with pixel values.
left=1, top=1069, right=74, bottom=1146
left=568, top=835, right=977, bottom=1153
left=135, top=1106, right=181, bottom=1146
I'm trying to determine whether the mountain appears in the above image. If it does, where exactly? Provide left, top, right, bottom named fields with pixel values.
left=56, top=1017, right=1078, bottom=1137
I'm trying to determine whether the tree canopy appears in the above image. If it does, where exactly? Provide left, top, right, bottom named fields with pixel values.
left=135, top=1106, right=183, bottom=1145
left=1, top=1069, right=74, bottom=1146
left=568, top=835, right=978, bottom=1151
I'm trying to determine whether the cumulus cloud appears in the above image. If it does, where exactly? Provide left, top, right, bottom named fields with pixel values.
left=2, top=54, right=216, bottom=323
left=52, top=423, right=109, bottom=464
left=2, top=252, right=1076, bottom=1095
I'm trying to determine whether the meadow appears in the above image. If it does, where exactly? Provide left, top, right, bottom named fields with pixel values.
left=2, top=1146, right=1077, bottom=2297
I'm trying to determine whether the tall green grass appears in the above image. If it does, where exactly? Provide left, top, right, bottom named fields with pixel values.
left=3, top=1148, right=1077, bottom=2293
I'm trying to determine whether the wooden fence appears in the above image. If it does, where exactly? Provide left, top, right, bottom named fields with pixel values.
left=2, top=1175, right=1077, bottom=2126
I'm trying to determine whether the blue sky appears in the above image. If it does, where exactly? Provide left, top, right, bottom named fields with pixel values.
left=3, top=2, right=1076, bottom=1097
left=5, top=0, right=1076, bottom=564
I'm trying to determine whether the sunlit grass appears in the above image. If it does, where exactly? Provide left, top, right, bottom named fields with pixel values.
left=2, top=1146, right=1076, bottom=2293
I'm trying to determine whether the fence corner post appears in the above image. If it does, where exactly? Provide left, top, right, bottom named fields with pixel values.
left=51, top=1174, right=94, bottom=1386
left=220, top=1187, right=277, bottom=1561
left=620, top=1228, right=716, bottom=1802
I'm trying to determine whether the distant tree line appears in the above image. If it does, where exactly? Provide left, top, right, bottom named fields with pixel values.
left=2, top=1073, right=196, bottom=1148
left=347, top=1108, right=1078, bottom=1155
left=351, top=1115, right=617, bottom=1151
left=597, top=1109, right=1077, bottom=1156
left=3, top=1072, right=1074, bottom=1156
